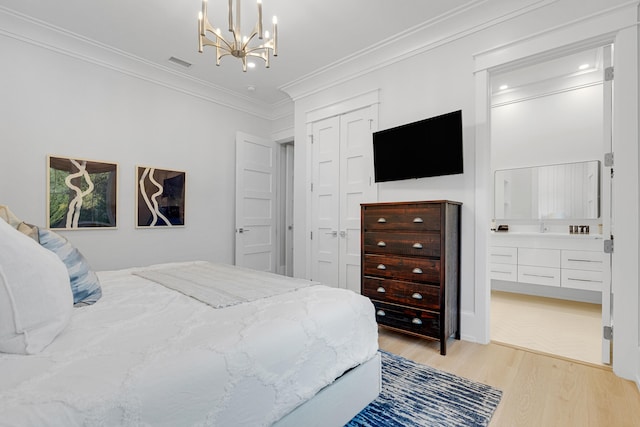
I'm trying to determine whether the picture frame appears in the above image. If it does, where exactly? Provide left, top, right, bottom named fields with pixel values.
left=47, top=155, right=118, bottom=229
left=136, top=166, right=186, bottom=228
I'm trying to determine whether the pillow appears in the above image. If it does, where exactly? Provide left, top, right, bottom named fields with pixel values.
left=38, top=229, right=102, bottom=306
left=0, top=205, right=39, bottom=242
left=0, top=217, right=73, bottom=354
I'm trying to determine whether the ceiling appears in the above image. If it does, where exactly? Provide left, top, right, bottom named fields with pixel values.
left=0, top=0, right=476, bottom=106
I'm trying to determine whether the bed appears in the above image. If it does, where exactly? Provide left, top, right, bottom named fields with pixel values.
left=0, top=213, right=381, bottom=427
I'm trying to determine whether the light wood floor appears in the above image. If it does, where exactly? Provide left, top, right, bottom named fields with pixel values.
left=378, top=328, right=640, bottom=427
left=491, top=291, right=603, bottom=366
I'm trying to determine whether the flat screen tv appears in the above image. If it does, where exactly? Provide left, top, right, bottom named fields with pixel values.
left=372, top=110, right=463, bottom=182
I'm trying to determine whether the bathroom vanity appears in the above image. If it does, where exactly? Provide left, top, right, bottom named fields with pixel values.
left=491, top=161, right=606, bottom=303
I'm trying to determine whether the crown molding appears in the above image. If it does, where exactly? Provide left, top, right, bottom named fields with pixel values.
left=0, top=6, right=291, bottom=121
left=280, top=0, right=559, bottom=101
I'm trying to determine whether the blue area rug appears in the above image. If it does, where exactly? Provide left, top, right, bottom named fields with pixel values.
left=346, top=351, right=502, bottom=427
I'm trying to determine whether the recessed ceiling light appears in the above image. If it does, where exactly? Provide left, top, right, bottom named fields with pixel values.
left=578, top=63, right=590, bottom=70
left=247, top=85, right=256, bottom=92
left=247, top=62, right=256, bottom=69
left=499, top=84, right=508, bottom=90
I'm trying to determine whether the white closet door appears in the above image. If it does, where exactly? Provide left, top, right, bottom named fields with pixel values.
left=235, top=132, right=277, bottom=272
left=310, top=107, right=376, bottom=290
left=311, top=116, right=341, bottom=287
left=339, top=108, right=376, bottom=292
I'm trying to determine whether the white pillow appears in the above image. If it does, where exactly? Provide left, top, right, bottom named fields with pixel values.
left=0, top=217, right=73, bottom=354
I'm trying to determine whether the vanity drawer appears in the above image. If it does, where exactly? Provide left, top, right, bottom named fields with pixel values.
left=518, top=265, right=560, bottom=287
left=362, top=277, right=440, bottom=311
left=363, top=231, right=441, bottom=257
left=489, top=246, right=517, bottom=265
left=562, top=269, right=603, bottom=292
left=363, top=254, right=441, bottom=284
left=518, top=248, right=560, bottom=268
left=561, top=250, right=604, bottom=272
left=489, top=263, right=518, bottom=281
left=362, top=205, right=441, bottom=231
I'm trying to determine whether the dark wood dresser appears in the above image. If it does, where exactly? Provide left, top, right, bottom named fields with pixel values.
left=361, top=200, right=461, bottom=355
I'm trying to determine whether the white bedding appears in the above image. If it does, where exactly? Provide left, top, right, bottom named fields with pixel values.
left=0, top=262, right=379, bottom=426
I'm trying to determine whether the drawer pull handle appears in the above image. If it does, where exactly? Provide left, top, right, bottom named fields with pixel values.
left=567, top=258, right=602, bottom=263
left=376, top=287, right=386, bottom=293
left=377, top=241, right=387, bottom=247
left=413, top=217, right=424, bottom=223
left=523, top=273, right=555, bottom=279
left=377, top=264, right=387, bottom=270
left=376, top=310, right=386, bottom=317
left=567, top=278, right=601, bottom=283
left=412, top=318, right=423, bottom=325
left=377, top=218, right=387, bottom=223
left=411, top=292, right=423, bottom=300
left=492, top=254, right=513, bottom=257
left=412, top=243, right=423, bottom=249
left=412, top=268, right=423, bottom=274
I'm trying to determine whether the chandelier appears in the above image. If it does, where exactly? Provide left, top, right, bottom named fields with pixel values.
left=198, top=0, right=278, bottom=72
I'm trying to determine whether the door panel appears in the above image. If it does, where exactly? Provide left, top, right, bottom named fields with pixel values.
left=340, top=108, right=376, bottom=292
left=311, top=117, right=340, bottom=287
left=310, top=107, right=376, bottom=291
left=235, top=132, right=276, bottom=272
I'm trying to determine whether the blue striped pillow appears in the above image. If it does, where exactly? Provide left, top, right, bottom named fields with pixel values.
left=38, top=229, right=102, bottom=306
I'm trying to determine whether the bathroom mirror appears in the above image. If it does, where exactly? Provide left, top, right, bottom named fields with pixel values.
left=494, top=160, right=600, bottom=220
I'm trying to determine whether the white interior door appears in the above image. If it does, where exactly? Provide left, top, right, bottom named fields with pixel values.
left=310, top=108, right=376, bottom=290
left=311, top=116, right=340, bottom=287
left=601, top=44, right=613, bottom=364
left=235, top=132, right=277, bottom=272
left=339, top=109, right=377, bottom=293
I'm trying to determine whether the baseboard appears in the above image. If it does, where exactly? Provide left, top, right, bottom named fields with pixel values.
left=460, top=310, right=488, bottom=344
left=636, top=347, right=640, bottom=392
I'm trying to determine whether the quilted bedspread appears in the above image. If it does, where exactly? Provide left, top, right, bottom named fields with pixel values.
left=0, top=262, right=379, bottom=426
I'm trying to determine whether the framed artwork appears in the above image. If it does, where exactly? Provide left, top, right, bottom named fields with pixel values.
left=136, top=166, right=186, bottom=228
left=47, top=156, right=118, bottom=229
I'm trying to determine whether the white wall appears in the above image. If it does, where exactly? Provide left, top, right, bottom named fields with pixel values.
left=286, top=0, right=639, bottom=383
left=492, top=85, right=603, bottom=170
left=0, top=29, right=272, bottom=270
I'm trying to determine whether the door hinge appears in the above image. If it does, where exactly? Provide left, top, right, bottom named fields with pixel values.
left=604, top=66, right=614, bottom=81
left=604, top=238, right=614, bottom=254
left=603, top=325, right=613, bottom=340
left=604, top=152, right=614, bottom=167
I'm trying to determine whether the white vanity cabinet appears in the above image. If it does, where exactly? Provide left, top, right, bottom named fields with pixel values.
left=517, top=248, right=561, bottom=287
left=490, top=233, right=605, bottom=299
left=561, top=250, right=604, bottom=292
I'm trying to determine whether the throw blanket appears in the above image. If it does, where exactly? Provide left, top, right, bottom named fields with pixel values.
left=133, top=261, right=316, bottom=308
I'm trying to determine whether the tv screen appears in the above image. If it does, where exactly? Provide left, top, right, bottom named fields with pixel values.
left=372, top=110, right=463, bottom=183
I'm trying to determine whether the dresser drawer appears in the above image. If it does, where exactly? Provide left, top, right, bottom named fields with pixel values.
left=362, top=277, right=440, bottom=311
left=372, top=301, right=440, bottom=338
left=489, top=263, right=518, bottom=281
left=363, top=231, right=440, bottom=257
left=363, top=254, right=440, bottom=284
left=362, top=205, right=441, bottom=231
left=562, top=269, right=603, bottom=291
left=489, top=246, right=517, bottom=265
left=518, top=265, right=560, bottom=287
left=561, top=250, right=604, bottom=272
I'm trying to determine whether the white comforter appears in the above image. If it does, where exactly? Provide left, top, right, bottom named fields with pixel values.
left=0, top=262, right=378, bottom=426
